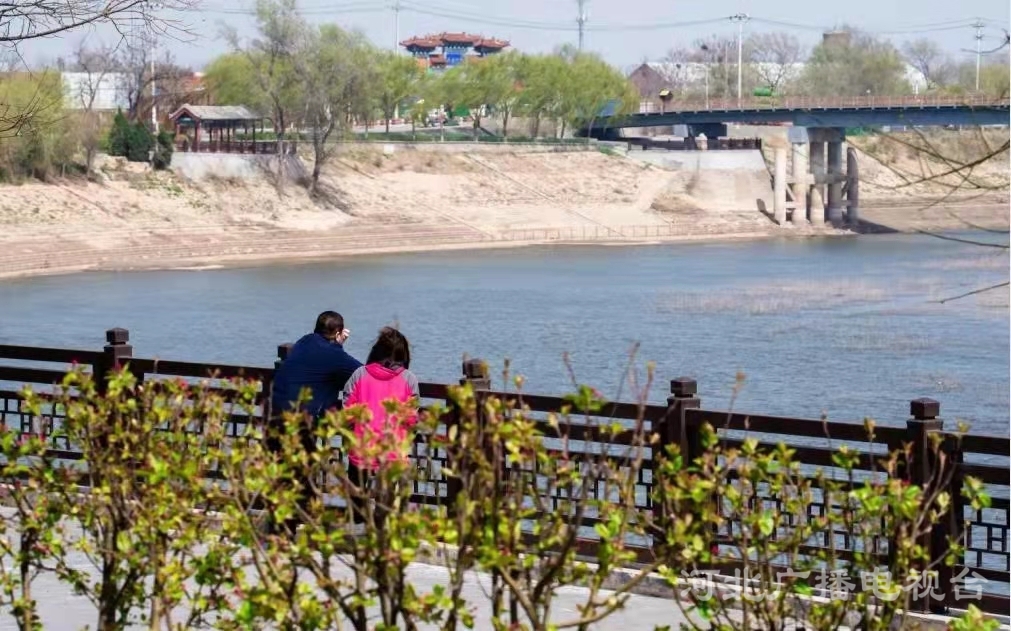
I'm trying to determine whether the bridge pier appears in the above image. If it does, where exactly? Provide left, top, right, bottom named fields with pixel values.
left=773, top=148, right=787, bottom=225
left=827, top=140, right=845, bottom=225
left=809, top=141, right=826, bottom=226
left=782, top=127, right=858, bottom=228
left=791, top=141, right=809, bottom=224
left=847, top=146, right=860, bottom=226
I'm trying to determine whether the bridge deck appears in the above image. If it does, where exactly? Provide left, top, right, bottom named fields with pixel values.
left=585, top=95, right=1011, bottom=135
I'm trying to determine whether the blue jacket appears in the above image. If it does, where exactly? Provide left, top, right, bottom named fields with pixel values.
left=270, top=333, right=362, bottom=418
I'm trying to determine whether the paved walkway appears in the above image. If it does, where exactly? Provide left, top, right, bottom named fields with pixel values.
left=0, top=552, right=694, bottom=631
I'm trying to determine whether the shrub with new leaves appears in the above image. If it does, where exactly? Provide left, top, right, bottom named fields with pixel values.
left=0, top=365, right=997, bottom=631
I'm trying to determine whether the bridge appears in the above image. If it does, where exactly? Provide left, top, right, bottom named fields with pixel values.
left=579, top=94, right=1011, bottom=139
left=579, top=94, right=1010, bottom=228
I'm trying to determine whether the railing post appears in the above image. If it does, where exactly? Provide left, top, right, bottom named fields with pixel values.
left=95, top=328, right=132, bottom=393
left=664, top=377, right=700, bottom=462
left=905, top=397, right=945, bottom=614
left=265, top=343, right=291, bottom=421
left=459, top=357, right=490, bottom=390
left=446, top=358, right=490, bottom=509
left=654, top=378, right=700, bottom=545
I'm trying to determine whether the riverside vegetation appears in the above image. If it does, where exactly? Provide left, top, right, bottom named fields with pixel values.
left=0, top=366, right=997, bottom=631
left=3, top=0, right=1008, bottom=196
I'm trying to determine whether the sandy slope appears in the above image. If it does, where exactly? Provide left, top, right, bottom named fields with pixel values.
left=0, top=142, right=1006, bottom=279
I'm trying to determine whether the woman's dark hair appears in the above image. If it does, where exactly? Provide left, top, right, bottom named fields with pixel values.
left=366, top=327, right=411, bottom=370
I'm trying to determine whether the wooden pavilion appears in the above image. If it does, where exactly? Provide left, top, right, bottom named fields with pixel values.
left=168, top=104, right=269, bottom=153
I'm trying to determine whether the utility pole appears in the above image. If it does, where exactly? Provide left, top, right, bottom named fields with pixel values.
left=730, top=13, right=749, bottom=107
left=973, top=19, right=984, bottom=91
left=393, top=0, right=401, bottom=53
left=577, top=0, right=587, bottom=52
left=148, top=3, right=159, bottom=133
left=151, top=32, right=158, bottom=132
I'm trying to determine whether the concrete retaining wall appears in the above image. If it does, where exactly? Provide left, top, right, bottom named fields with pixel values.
left=628, top=149, right=775, bottom=213
left=171, top=153, right=307, bottom=183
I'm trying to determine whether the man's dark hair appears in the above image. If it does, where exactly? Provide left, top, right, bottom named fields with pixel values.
left=314, top=311, right=345, bottom=340
left=366, top=327, right=411, bottom=369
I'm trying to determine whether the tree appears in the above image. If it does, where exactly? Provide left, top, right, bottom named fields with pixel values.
left=746, top=32, right=805, bottom=94
left=376, top=51, right=424, bottom=134
left=296, top=24, right=374, bottom=194
left=557, top=52, right=639, bottom=139
left=0, top=0, right=198, bottom=136
left=0, top=1, right=196, bottom=46
left=516, top=54, right=566, bottom=137
left=802, top=29, right=910, bottom=96
left=442, top=57, right=513, bottom=140
left=125, top=121, right=154, bottom=162
left=482, top=51, right=525, bottom=137
left=71, top=42, right=116, bottom=177
left=106, top=110, right=130, bottom=157
left=691, top=34, right=739, bottom=99
left=656, top=47, right=693, bottom=97
left=223, top=0, right=305, bottom=155
left=903, top=38, right=956, bottom=89
left=0, top=70, right=75, bottom=179
left=953, top=57, right=1011, bottom=97
left=115, top=40, right=193, bottom=126
left=152, top=129, right=174, bottom=170
left=203, top=53, right=263, bottom=106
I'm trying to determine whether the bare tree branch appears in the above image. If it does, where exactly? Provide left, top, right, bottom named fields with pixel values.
left=912, top=230, right=1009, bottom=249
left=935, top=281, right=1010, bottom=304
left=747, top=32, right=805, bottom=93
left=72, top=39, right=121, bottom=176
left=0, top=0, right=197, bottom=44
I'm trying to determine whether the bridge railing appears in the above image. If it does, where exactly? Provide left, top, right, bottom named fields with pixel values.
left=0, top=328, right=1007, bottom=616
left=636, top=93, right=1011, bottom=114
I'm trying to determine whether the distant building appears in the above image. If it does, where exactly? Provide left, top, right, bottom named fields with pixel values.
left=822, top=31, right=852, bottom=48
left=62, top=72, right=130, bottom=111
left=400, top=32, right=510, bottom=71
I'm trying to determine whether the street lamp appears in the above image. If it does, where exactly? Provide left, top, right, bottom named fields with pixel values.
left=730, top=13, right=750, bottom=108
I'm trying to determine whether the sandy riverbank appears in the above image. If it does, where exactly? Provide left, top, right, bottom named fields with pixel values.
left=0, top=142, right=1006, bottom=280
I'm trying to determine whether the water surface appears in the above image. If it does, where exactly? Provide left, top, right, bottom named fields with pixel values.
left=1, top=233, right=1007, bottom=434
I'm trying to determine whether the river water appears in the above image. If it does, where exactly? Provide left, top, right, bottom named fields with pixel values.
left=1, top=232, right=1008, bottom=435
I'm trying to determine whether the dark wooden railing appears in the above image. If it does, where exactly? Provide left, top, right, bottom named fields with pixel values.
left=174, top=139, right=299, bottom=155
left=1, top=328, right=1007, bottom=616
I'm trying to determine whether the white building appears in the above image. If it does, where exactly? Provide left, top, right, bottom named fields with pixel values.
left=62, top=72, right=130, bottom=111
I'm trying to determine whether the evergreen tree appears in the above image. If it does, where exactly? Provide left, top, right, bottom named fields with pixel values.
left=106, top=110, right=131, bottom=157
left=125, top=122, right=154, bottom=162
left=152, top=130, right=175, bottom=170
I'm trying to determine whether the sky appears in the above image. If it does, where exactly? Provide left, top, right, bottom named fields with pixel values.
left=14, top=0, right=1011, bottom=72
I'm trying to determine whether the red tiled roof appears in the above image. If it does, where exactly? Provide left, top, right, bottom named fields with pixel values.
left=400, top=36, right=440, bottom=48
left=400, top=32, right=511, bottom=52
left=474, top=37, right=509, bottom=49
left=437, top=31, right=481, bottom=44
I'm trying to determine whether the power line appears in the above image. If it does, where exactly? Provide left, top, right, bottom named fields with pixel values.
left=195, top=3, right=1011, bottom=40
left=398, top=3, right=577, bottom=30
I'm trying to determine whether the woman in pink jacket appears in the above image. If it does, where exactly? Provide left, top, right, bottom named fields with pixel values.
left=341, top=327, right=420, bottom=473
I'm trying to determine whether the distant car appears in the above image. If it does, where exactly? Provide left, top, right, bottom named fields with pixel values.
left=425, top=110, right=446, bottom=127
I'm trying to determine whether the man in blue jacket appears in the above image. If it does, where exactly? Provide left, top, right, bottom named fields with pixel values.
left=270, top=310, right=362, bottom=419
left=267, top=310, right=362, bottom=534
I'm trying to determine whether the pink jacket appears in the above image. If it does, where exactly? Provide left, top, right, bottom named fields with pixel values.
left=341, top=363, right=420, bottom=470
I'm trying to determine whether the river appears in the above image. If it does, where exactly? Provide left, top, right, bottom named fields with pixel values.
left=1, top=232, right=1008, bottom=435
